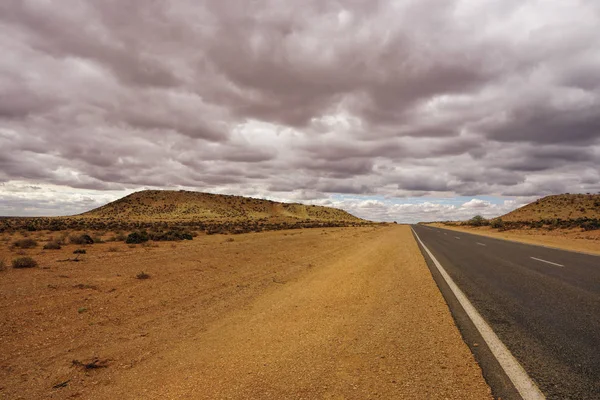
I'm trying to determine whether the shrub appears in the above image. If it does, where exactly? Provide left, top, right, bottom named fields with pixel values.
left=114, top=232, right=127, bottom=242
left=92, top=235, right=105, bottom=244
left=12, top=257, right=38, bottom=269
left=468, top=215, right=488, bottom=227
left=43, top=240, right=62, bottom=250
left=490, top=218, right=505, bottom=229
left=73, top=249, right=87, bottom=255
left=13, top=238, right=38, bottom=249
left=0, top=258, right=5, bottom=271
left=126, top=231, right=149, bottom=244
left=136, top=271, right=151, bottom=280
left=148, top=229, right=193, bottom=241
left=70, top=234, right=94, bottom=245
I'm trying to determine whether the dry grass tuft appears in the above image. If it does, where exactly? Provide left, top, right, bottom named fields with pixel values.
left=12, top=238, right=37, bottom=249
left=136, top=271, right=151, bottom=280
left=12, top=257, right=38, bottom=269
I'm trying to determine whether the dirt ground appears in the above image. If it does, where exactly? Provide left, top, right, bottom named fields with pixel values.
left=0, top=225, right=491, bottom=399
left=428, top=223, right=600, bottom=255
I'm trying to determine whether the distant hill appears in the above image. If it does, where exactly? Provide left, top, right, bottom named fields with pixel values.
left=79, top=190, right=365, bottom=223
left=500, top=194, right=600, bottom=222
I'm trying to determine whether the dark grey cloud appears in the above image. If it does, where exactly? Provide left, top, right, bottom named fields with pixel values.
left=1, top=0, right=599, bottom=220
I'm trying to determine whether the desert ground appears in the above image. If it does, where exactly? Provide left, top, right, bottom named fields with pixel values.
left=0, top=225, right=492, bottom=399
left=428, top=223, right=600, bottom=255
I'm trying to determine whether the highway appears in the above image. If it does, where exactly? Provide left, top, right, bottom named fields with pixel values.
left=411, top=224, right=600, bottom=400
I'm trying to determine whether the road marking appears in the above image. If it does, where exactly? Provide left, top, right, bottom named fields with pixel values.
left=530, top=257, right=564, bottom=267
left=444, top=233, right=447, bottom=235
left=455, top=236, right=461, bottom=239
left=476, top=242, right=487, bottom=246
left=411, top=228, right=545, bottom=400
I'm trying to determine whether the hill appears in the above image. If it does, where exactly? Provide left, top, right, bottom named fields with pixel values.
left=0, top=190, right=369, bottom=234
left=500, top=194, right=600, bottom=222
left=80, top=190, right=363, bottom=222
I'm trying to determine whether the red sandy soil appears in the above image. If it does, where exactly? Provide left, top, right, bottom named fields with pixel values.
left=0, top=225, right=491, bottom=399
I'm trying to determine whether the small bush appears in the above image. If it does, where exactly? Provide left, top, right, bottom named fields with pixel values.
left=92, top=235, right=104, bottom=244
left=13, top=238, right=38, bottom=249
left=12, top=257, right=38, bottom=269
left=0, top=258, right=5, bottom=271
left=149, top=230, right=193, bottom=241
left=126, top=231, right=149, bottom=244
left=73, top=249, right=87, bottom=255
left=43, top=241, right=62, bottom=250
left=490, top=218, right=505, bottom=229
left=70, top=234, right=94, bottom=245
left=136, top=271, right=151, bottom=280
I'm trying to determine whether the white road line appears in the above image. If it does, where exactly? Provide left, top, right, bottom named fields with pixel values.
left=476, top=242, right=487, bottom=246
left=530, top=257, right=564, bottom=267
left=444, top=233, right=448, bottom=235
left=455, top=236, right=461, bottom=239
left=411, top=228, right=545, bottom=400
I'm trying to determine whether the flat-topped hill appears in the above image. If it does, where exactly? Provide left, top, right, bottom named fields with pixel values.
left=500, top=193, right=600, bottom=222
left=79, top=190, right=364, bottom=223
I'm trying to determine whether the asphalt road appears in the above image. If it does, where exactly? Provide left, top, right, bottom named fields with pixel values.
left=412, top=224, right=600, bottom=400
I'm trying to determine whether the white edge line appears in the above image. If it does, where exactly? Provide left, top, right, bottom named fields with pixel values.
left=530, top=257, right=564, bottom=267
left=412, top=227, right=545, bottom=400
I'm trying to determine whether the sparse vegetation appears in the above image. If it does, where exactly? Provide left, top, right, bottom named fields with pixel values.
left=126, top=231, right=149, bottom=244
left=72, top=358, right=108, bottom=370
left=114, top=232, right=127, bottom=241
left=0, top=190, right=370, bottom=238
left=444, top=194, right=600, bottom=232
left=69, top=234, right=94, bottom=245
left=43, top=240, right=62, bottom=250
left=0, top=258, right=5, bottom=271
left=12, top=238, right=38, bottom=249
left=73, top=249, right=87, bottom=254
left=12, top=257, right=38, bottom=269
left=490, top=218, right=505, bottom=229
left=136, top=271, right=151, bottom=280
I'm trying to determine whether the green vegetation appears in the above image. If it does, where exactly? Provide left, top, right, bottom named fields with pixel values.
left=467, top=215, right=489, bottom=227
left=490, top=218, right=505, bottom=229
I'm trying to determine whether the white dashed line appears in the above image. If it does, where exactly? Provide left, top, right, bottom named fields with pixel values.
left=455, top=236, right=461, bottom=240
left=412, top=228, right=546, bottom=400
left=530, top=257, right=564, bottom=267
left=476, top=243, right=487, bottom=246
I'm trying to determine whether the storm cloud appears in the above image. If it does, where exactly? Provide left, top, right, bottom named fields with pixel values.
left=1, top=0, right=599, bottom=221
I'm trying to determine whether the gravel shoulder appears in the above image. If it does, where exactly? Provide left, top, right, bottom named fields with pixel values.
left=0, top=225, right=491, bottom=399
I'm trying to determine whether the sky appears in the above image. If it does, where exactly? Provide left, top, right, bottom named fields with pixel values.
left=1, top=0, right=599, bottom=223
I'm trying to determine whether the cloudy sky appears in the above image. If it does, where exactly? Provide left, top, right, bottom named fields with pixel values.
left=1, top=0, right=599, bottom=222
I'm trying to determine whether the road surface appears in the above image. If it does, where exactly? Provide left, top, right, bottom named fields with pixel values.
left=412, top=224, right=600, bottom=400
